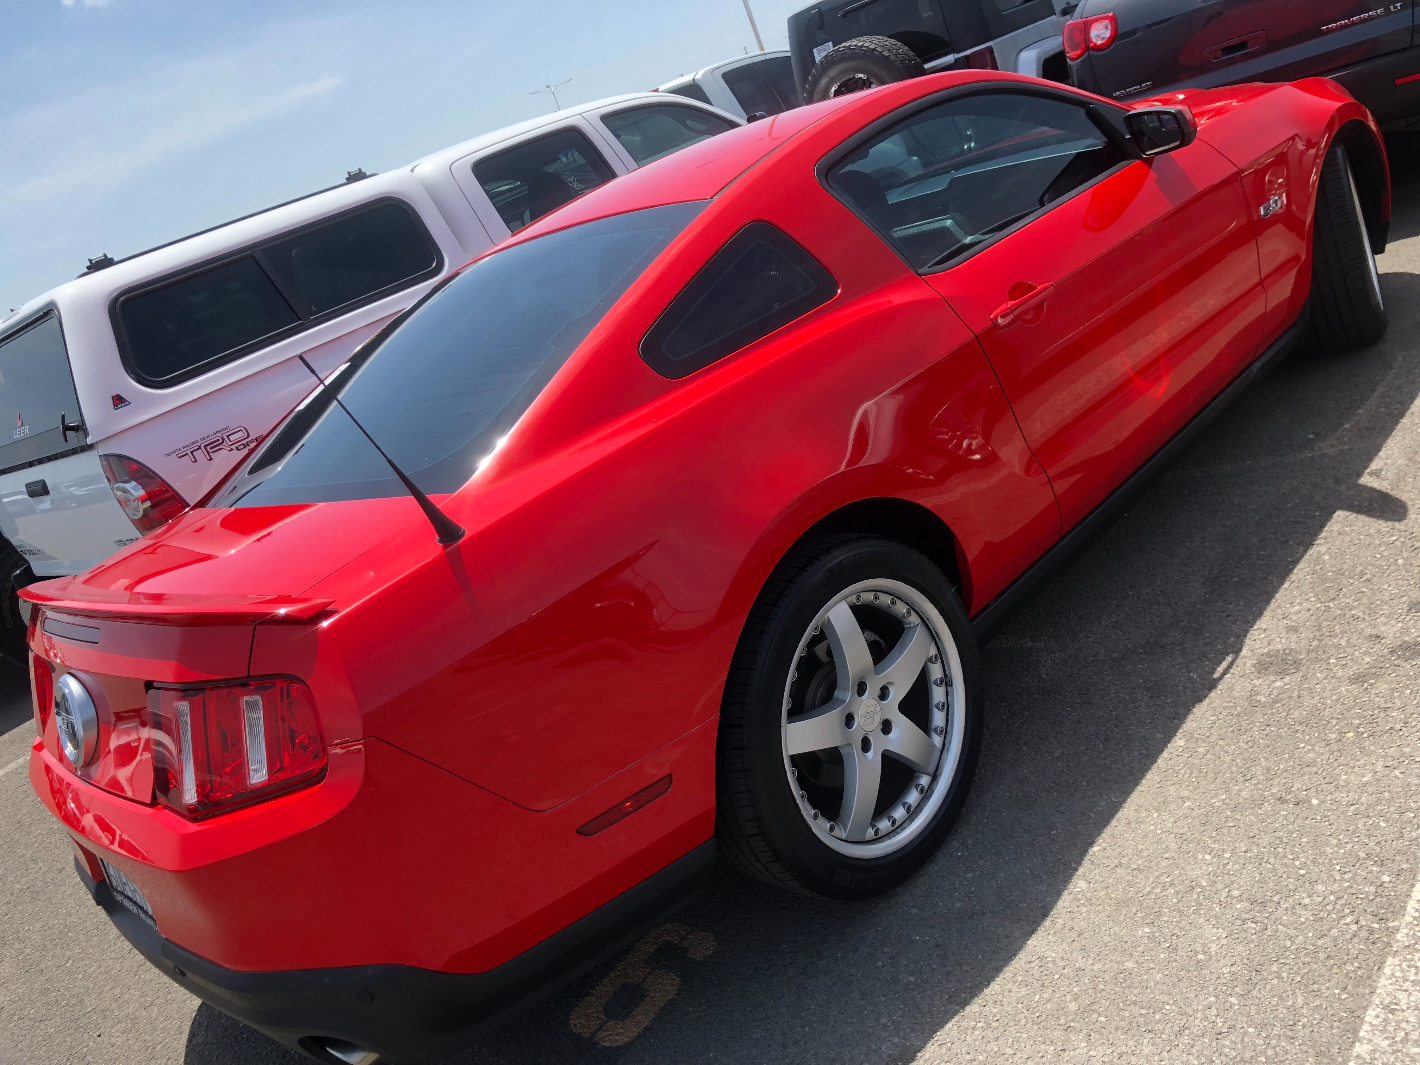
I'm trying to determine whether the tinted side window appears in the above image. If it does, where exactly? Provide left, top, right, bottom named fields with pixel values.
left=641, top=223, right=837, bottom=380
left=117, top=199, right=442, bottom=388
left=760, top=56, right=801, bottom=109
left=262, top=202, right=438, bottom=316
left=602, top=105, right=737, bottom=166
left=473, top=128, right=616, bottom=234
left=662, top=79, right=714, bottom=106
left=0, top=315, right=84, bottom=467
left=120, top=258, right=300, bottom=385
left=723, top=66, right=784, bottom=117
left=828, top=92, right=1127, bottom=271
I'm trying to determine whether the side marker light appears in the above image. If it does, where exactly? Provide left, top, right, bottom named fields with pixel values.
left=577, top=775, right=673, bottom=836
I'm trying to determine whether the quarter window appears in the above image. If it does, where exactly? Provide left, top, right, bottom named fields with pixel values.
left=641, top=223, right=837, bottom=380
left=473, top=128, right=616, bottom=234
left=827, top=92, right=1127, bottom=271
left=116, top=199, right=442, bottom=387
left=602, top=105, right=738, bottom=166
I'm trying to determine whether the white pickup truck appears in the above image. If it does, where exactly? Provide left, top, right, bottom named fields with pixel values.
left=0, top=92, right=740, bottom=659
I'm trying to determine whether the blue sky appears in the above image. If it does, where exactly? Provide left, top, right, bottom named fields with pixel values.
left=1, top=0, right=810, bottom=313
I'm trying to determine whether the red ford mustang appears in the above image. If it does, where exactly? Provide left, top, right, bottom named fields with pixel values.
left=25, top=71, right=1388, bottom=1063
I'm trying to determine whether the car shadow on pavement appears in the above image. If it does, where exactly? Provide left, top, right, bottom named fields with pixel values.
left=0, top=660, right=33, bottom=737
left=185, top=236, right=1420, bottom=1065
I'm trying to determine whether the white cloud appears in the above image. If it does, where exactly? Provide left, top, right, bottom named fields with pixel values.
left=60, top=0, right=110, bottom=8
left=6, top=69, right=343, bottom=207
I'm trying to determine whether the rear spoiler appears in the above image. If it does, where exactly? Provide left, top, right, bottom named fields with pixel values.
left=20, top=579, right=333, bottom=626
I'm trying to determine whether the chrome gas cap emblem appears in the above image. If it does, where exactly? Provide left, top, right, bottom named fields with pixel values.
left=858, top=697, right=882, bottom=734
left=54, top=673, right=99, bottom=768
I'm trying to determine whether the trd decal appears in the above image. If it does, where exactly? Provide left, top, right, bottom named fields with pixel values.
left=165, top=425, right=258, bottom=463
left=111, top=394, right=130, bottom=410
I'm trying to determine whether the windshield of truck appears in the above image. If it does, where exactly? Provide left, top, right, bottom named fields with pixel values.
left=217, top=200, right=705, bottom=508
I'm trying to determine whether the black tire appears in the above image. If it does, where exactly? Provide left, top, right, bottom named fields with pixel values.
left=715, top=535, right=982, bottom=899
left=1309, top=142, right=1387, bottom=354
left=805, top=36, right=925, bottom=104
left=0, top=540, right=34, bottom=668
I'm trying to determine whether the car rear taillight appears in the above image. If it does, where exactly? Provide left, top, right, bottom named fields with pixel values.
left=31, top=654, right=54, bottom=737
left=967, top=45, right=998, bottom=70
left=98, top=454, right=188, bottom=535
left=149, top=678, right=325, bottom=820
left=1063, top=13, right=1118, bottom=61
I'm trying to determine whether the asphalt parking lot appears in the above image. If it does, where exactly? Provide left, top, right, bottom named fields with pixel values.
left=4, top=140, right=1420, bottom=1065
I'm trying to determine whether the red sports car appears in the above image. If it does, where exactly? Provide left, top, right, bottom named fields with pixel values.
left=25, top=70, right=1387, bottom=1063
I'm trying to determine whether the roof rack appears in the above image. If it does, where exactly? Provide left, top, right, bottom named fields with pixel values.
left=75, top=170, right=379, bottom=279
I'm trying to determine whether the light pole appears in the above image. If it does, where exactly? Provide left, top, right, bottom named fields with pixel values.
left=741, top=0, right=765, bottom=51
left=529, top=77, right=574, bottom=112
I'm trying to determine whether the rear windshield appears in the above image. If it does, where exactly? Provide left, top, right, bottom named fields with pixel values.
left=0, top=315, right=85, bottom=469
left=218, top=201, right=705, bottom=508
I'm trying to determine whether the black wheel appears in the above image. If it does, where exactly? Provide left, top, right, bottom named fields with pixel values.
left=805, top=36, right=925, bottom=104
left=1309, top=142, right=1387, bottom=354
left=0, top=540, right=34, bottom=668
left=716, top=535, right=982, bottom=899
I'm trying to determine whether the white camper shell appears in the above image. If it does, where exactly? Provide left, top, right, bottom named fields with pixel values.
left=0, top=92, right=740, bottom=651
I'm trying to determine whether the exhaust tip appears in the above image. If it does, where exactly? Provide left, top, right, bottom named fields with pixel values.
left=305, top=1037, right=385, bottom=1065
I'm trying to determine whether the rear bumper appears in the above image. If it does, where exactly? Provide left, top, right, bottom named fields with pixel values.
left=79, top=840, right=717, bottom=1064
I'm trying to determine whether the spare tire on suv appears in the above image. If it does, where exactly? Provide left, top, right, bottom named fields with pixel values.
left=805, top=36, right=926, bottom=103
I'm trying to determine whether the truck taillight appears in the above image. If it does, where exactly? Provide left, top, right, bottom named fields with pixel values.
left=32, top=654, right=54, bottom=736
left=98, top=454, right=188, bottom=535
left=1063, top=13, right=1118, bottom=61
left=149, top=679, right=325, bottom=820
left=967, top=45, right=998, bottom=70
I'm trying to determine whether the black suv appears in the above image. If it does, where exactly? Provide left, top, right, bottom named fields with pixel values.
left=788, top=0, right=1074, bottom=103
left=1067, top=0, right=1420, bottom=128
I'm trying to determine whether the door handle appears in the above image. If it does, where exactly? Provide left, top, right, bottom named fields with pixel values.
left=1204, top=32, right=1266, bottom=64
left=992, top=283, right=1055, bottom=329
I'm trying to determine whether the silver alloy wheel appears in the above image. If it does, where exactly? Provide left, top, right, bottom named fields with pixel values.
left=780, top=578, right=966, bottom=858
left=1346, top=158, right=1384, bottom=311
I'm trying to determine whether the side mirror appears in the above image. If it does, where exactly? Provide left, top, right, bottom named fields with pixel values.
left=745, top=111, right=770, bottom=123
left=1124, top=106, right=1198, bottom=158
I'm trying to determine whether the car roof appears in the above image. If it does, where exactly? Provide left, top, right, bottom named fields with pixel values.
left=498, top=97, right=852, bottom=249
